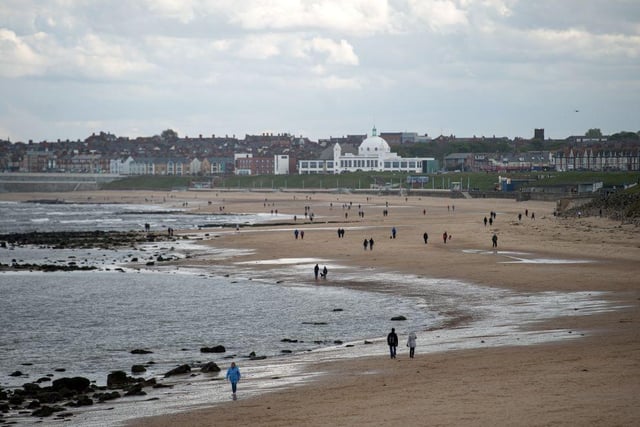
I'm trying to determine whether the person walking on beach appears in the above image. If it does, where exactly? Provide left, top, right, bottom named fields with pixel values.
left=363, top=238, right=369, bottom=250
left=314, top=264, right=320, bottom=280
left=387, top=328, right=399, bottom=359
left=443, top=231, right=448, bottom=244
left=226, top=362, right=241, bottom=400
left=391, top=227, right=397, bottom=239
left=407, top=331, right=417, bottom=358
left=492, top=233, right=498, bottom=248
left=369, top=237, right=374, bottom=251
left=423, top=232, right=428, bottom=244
left=321, top=265, right=328, bottom=279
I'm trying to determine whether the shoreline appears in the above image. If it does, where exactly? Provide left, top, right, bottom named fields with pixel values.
left=2, top=190, right=639, bottom=426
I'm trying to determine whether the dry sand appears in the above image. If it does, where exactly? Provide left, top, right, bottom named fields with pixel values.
left=5, top=190, right=640, bottom=426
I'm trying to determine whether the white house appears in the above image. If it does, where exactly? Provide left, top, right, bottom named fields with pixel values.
left=109, top=156, right=134, bottom=175
left=274, top=154, right=289, bottom=175
left=298, top=127, right=436, bottom=174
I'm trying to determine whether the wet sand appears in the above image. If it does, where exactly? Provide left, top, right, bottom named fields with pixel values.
left=4, top=190, right=640, bottom=426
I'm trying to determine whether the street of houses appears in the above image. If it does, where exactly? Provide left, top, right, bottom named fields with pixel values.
left=1, top=130, right=639, bottom=176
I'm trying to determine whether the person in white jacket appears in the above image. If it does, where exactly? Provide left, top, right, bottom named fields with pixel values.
left=407, top=331, right=417, bottom=358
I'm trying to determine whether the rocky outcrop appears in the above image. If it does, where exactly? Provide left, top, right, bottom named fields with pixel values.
left=164, top=364, right=191, bottom=377
left=200, top=362, right=221, bottom=373
left=200, top=345, right=226, bottom=353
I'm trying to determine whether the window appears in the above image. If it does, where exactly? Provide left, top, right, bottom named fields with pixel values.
left=301, top=161, right=308, bottom=168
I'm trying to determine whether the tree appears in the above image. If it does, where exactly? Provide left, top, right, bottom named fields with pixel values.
left=161, top=129, right=179, bottom=141
left=585, top=128, right=603, bottom=138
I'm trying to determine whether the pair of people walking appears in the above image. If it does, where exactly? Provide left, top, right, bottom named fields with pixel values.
left=387, top=328, right=417, bottom=359
left=314, top=264, right=328, bottom=280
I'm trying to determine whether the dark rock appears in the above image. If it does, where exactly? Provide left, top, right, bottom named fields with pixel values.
left=9, top=371, right=23, bottom=377
left=281, top=338, right=298, bottom=343
left=152, top=383, right=173, bottom=389
left=390, top=315, right=407, bottom=321
left=36, top=377, right=51, bottom=383
left=201, top=362, right=221, bottom=373
left=131, top=349, right=153, bottom=355
left=364, top=340, right=373, bottom=344
left=164, top=364, right=191, bottom=377
left=107, top=371, right=129, bottom=388
left=124, top=384, right=146, bottom=397
left=9, top=395, right=24, bottom=405
left=131, top=365, right=147, bottom=374
left=23, top=383, right=41, bottom=395
left=94, top=391, right=121, bottom=402
left=76, top=396, right=93, bottom=406
left=332, top=308, right=344, bottom=312
left=333, top=340, right=343, bottom=344
left=281, top=350, right=292, bottom=354
left=200, top=345, right=225, bottom=353
left=54, top=368, right=66, bottom=372
left=51, top=377, right=90, bottom=393
left=249, top=355, right=267, bottom=360
left=32, top=405, right=63, bottom=417
left=36, top=392, right=63, bottom=404
left=27, top=400, right=40, bottom=409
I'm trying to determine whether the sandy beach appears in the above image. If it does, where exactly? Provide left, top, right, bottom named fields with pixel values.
left=4, top=189, right=640, bottom=426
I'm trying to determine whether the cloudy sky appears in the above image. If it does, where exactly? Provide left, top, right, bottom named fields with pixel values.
left=1, top=0, right=638, bottom=143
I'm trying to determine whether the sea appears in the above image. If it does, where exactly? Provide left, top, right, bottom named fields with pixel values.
left=0, top=200, right=616, bottom=426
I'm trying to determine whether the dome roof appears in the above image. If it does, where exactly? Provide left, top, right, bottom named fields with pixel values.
left=359, top=127, right=390, bottom=155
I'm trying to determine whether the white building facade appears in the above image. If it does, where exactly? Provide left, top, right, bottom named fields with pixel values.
left=298, top=127, right=435, bottom=174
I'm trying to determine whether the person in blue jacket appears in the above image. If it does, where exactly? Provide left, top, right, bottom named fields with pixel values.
left=226, top=362, right=241, bottom=399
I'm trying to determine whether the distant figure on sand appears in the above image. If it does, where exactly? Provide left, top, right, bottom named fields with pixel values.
left=423, top=232, right=428, bottom=244
left=492, top=233, right=498, bottom=248
left=226, top=362, right=241, bottom=400
left=407, top=331, right=417, bottom=358
left=391, top=227, right=397, bottom=239
left=369, top=238, right=374, bottom=251
left=443, top=231, right=448, bottom=244
left=321, top=266, right=328, bottom=279
left=363, top=239, right=369, bottom=250
left=387, top=328, right=398, bottom=359
left=314, top=264, right=319, bottom=280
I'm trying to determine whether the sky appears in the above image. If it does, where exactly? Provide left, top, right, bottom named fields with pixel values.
left=1, top=0, right=639, bottom=143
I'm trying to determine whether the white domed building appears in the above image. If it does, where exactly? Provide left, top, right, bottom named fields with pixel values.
left=298, top=127, right=435, bottom=174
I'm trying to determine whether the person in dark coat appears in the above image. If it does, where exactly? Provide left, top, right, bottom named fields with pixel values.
left=387, top=328, right=399, bottom=359
left=314, top=264, right=320, bottom=280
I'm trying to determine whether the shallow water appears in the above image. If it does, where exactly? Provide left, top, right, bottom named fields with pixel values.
left=0, top=202, right=618, bottom=426
left=0, top=201, right=283, bottom=233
